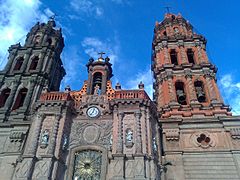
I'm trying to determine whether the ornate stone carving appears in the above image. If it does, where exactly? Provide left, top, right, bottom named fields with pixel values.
left=70, top=121, right=113, bottom=148
left=125, top=128, right=134, bottom=148
left=230, top=128, right=240, bottom=139
left=164, top=129, right=179, bottom=141
left=15, top=159, right=33, bottom=179
left=7, top=131, right=25, bottom=152
left=191, top=131, right=216, bottom=149
left=32, top=160, right=50, bottom=179
left=40, top=129, right=49, bottom=148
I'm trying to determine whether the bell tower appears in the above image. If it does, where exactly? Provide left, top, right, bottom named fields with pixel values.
left=152, top=13, right=231, bottom=118
left=152, top=13, right=240, bottom=180
left=0, top=19, right=65, bottom=121
left=86, top=53, right=113, bottom=95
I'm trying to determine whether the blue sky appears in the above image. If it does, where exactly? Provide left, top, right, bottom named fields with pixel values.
left=0, top=0, right=240, bottom=115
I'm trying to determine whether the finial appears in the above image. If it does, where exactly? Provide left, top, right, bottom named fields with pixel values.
left=138, top=81, right=144, bottom=89
left=48, top=14, right=57, bottom=27
left=64, top=85, right=71, bottom=92
left=105, top=56, right=110, bottom=62
left=115, top=82, right=121, bottom=90
left=89, top=57, right=94, bottom=63
left=164, top=6, right=172, bottom=14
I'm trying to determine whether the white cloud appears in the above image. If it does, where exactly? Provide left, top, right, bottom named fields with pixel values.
left=0, top=0, right=52, bottom=69
left=126, top=66, right=153, bottom=99
left=70, top=0, right=104, bottom=17
left=81, top=37, right=119, bottom=65
left=219, top=74, right=240, bottom=115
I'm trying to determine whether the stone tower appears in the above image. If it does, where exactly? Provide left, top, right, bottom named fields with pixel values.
left=152, top=13, right=240, bottom=180
left=0, top=19, right=65, bottom=179
left=0, top=19, right=65, bottom=122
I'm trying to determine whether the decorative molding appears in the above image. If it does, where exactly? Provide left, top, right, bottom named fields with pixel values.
left=230, top=128, right=240, bottom=139
left=191, top=131, right=216, bottom=149
left=164, top=129, right=179, bottom=141
left=70, top=121, right=113, bottom=148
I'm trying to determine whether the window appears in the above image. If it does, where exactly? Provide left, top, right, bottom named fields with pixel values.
left=12, top=88, right=28, bottom=110
left=47, top=38, right=52, bottom=46
left=73, top=150, right=102, bottom=180
left=34, top=35, right=41, bottom=45
left=13, top=57, right=24, bottom=71
left=187, top=49, right=195, bottom=64
left=0, top=88, right=11, bottom=108
left=92, top=72, right=102, bottom=95
left=170, top=49, right=178, bottom=65
left=175, top=82, right=187, bottom=105
left=29, top=56, right=39, bottom=70
left=194, top=81, right=206, bottom=103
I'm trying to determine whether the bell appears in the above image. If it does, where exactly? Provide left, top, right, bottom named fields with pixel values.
left=176, top=89, right=186, bottom=103
left=197, top=91, right=206, bottom=102
left=196, top=87, right=206, bottom=102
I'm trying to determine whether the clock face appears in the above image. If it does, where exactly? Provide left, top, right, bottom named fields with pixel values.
left=87, top=106, right=100, bottom=118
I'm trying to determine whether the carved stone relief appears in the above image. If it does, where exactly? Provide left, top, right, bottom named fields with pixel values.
left=32, top=160, right=50, bottom=179
left=70, top=121, right=112, bottom=148
left=15, top=159, right=32, bottom=179
left=191, top=131, right=216, bottom=149
left=164, top=128, right=179, bottom=141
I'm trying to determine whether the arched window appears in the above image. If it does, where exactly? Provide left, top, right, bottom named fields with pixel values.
left=0, top=88, right=11, bottom=108
left=13, top=57, right=24, bottom=71
left=187, top=49, right=195, bottom=64
left=170, top=49, right=178, bottom=65
left=12, top=88, right=28, bottom=110
left=175, top=81, right=187, bottom=105
left=92, top=72, right=102, bottom=95
left=29, top=56, right=39, bottom=70
left=34, top=35, right=41, bottom=45
left=47, top=38, right=52, bottom=46
left=194, top=81, right=206, bottom=103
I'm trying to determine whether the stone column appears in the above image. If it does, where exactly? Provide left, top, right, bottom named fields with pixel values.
left=101, top=71, right=107, bottom=94
left=41, top=34, right=48, bottom=46
left=185, top=73, right=198, bottom=103
left=204, top=73, right=218, bottom=103
left=4, top=78, right=20, bottom=111
left=26, top=113, right=45, bottom=155
left=157, top=78, right=164, bottom=108
left=4, top=49, right=18, bottom=73
left=166, top=72, right=177, bottom=104
left=195, top=41, right=203, bottom=64
left=22, top=78, right=36, bottom=108
left=48, top=113, right=61, bottom=155
left=135, top=111, right=142, bottom=154
left=46, top=50, right=55, bottom=73
left=178, top=40, right=187, bottom=64
left=116, top=112, right=124, bottom=154
left=162, top=41, right=170, bottom=64
left=22, top=48, right=32, bottom=72
left=37, top=47, right=47, bottom=71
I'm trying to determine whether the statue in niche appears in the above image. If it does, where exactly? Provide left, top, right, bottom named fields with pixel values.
left=94, top=84, right=101, bottom=95
left=62, top=134, right=68, bottom=151
left=126, top=129, right=133, bottom=143
left=153, top=137, right=157, bottom=152
left=40, top=130, right=49, bottom=148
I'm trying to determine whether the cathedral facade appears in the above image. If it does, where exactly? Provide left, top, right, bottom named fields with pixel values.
left=0, top=13, right=240, bottom=180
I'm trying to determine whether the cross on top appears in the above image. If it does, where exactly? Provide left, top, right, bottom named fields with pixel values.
left=164, top=6, right=172, bottom=13
left=50, top=14, right=57, bottom=20
left=98, top=52, right=105, bottom=59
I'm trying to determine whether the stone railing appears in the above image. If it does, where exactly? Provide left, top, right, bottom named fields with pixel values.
left=115, top=90, right=150, bottom=100
left=40, top=92, right=71, bottom=101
